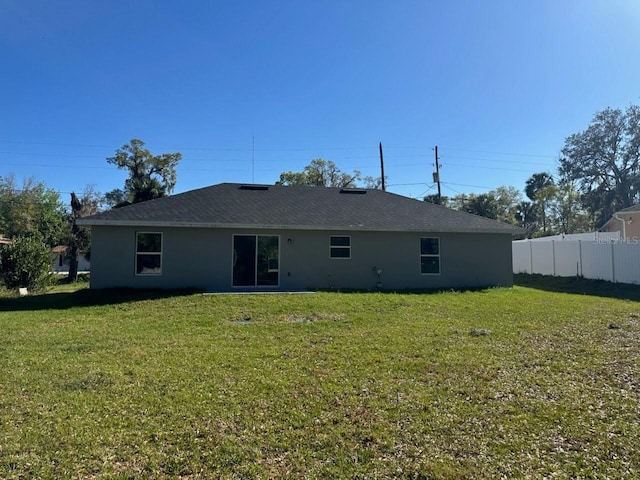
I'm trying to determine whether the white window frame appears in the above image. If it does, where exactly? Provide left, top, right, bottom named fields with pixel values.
left=420, top=237, right=440, bottom=275
left=135, top=231, right=163, bottom=276
left=330, top=235, right=351, bottom=259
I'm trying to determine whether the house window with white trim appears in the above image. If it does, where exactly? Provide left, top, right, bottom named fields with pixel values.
left=330, top=236, right=351, bottom=259
left=420, top=237, right=440, bottom=274
left=136, top=232, right=162, bottom=275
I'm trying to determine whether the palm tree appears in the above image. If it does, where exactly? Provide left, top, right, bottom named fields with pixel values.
left=525, top=173, right=554, bottom=233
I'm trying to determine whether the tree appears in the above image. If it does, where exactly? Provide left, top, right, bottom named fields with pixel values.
left=537, top=182, right=592, bottom=235
left=0, top=175, right=66, bottom=247
left=424, top=194, right=450, bottom=207
left=0, top=235, right=52, bottom=291
left=516, top=201, right=539, bottom=236
left=449, top=186, right=521, bottom=225
left=276, top=159, right=361, bottom=188
left=105, top=139, right=182, bottom=207
left=103, top=188, right=128, bottom=209
left=461, top=193, right=499, bottom=219
left=493, top=186, right=522, bottom=225
left=525, top=172, right=555, bottom=233
left=65, top=187, right=102, bottom=282
left=525, top=172, right=555, bottom=202
left=362, top=175, right=388, bottom=190
left=275, top=171, right=309, bottom=187
left=559, top=104, right=640, bottom=226
left=448, top=193, right=469, bottom=211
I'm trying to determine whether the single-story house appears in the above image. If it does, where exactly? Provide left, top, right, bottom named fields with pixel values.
left=600, top=205, right=640, bottom=241
left=77, top=183, right=522, bottom=291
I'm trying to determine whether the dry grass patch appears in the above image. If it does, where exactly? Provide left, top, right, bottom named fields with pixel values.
left=281, top=312, right=347, bottom=323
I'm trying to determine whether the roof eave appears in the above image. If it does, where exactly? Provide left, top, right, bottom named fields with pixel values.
left=599, top=217, right=616, bottom=231
left=77, top=219, right=521, bottom=234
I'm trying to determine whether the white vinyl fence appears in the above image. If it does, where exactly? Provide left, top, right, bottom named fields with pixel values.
left=513, top=239, right=640, bottom=284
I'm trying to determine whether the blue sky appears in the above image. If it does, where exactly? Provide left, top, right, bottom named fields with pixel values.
left=2, top=0, right=639, bottom=206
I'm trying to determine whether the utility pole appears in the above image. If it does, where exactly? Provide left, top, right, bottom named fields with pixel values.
left=433, top=145, right=442, bottom=204
left=379, top=142, right=386, bottom=191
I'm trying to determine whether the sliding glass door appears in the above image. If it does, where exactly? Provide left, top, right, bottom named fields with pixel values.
left=232, top=235, right=279, bottom=287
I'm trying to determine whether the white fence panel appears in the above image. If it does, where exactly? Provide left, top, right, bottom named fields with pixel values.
left=613, top=243, right=640, bottom=285
left=580, top=242, right=614, bottom=282
left=530, top=242, right=554, bottom=275
left=553, top=241, right=582, bottom=277
left=513, top=239, right=640, bottom=284
left=512, top=241, right=532, bottom=273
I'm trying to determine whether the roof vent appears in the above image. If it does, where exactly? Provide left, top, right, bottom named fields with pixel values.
left=339, top=188, right=367, bottom=194
left=239, top=185, right=269, bottom=191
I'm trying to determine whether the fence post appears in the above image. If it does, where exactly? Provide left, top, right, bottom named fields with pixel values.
left=611, top=242, right=616, bottom=283
left=552, top=240, right=556, bottom=276
left=578, top=240, right=583, bottom=277
left=529, top=240, right=533, bottom=274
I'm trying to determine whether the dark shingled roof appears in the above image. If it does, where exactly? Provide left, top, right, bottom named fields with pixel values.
left=78, top=183, right=522, bottom=234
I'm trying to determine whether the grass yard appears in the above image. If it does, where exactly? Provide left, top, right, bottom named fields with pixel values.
left=1, top=277, right=639, bottom=479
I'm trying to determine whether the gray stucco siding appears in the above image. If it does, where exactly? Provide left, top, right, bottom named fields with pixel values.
left=90, top=226, right=230, bottom=290
left=89, top=226, right=513, bottom=291
left=284, top=230, right=513, bottom=290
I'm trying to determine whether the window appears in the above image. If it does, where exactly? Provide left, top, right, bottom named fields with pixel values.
left=420, top=237, right=440, bottom=274
left=136, top=232, right=162, bottom=275
left=330, top=236, right=351, bottom=259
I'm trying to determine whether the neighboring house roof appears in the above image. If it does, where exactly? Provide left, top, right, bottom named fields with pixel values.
left=615, top=204, right=640, bottom=214
left=600, top=204, right=640, bottom=231
left=78, top=183, right=522, bottom=234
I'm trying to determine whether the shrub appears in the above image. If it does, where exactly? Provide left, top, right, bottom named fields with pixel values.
left=0, top=236, right=52, bottom=291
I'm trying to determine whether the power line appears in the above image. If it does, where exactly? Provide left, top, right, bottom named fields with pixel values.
left=415, top=184, right=435, bottom=199
left=0, top=158, right=554, bottom=175
left=0, top=139, right=559, bottom=159
left=0, top=140, right=564, bottom=200
left=442, top=183, right=463, bottom=195
left=386, top=182, right=431, bottom=187
left=442, top=146, right=557, bottom=159
left=442, top=155, right=557, bottom=166
left=442, top=181, right=496, bottom=190
left=2, top=162, right=113, bottom=170
left=444, top=162, right=541, bottom=173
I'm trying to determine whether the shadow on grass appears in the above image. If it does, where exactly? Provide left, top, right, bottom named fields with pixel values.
left=0, top=288, right=203, bottom=312
left=515, top=273, right=640, bottom=302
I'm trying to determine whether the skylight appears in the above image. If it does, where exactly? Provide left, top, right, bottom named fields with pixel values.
left=339, top=188, right=367, bottom=194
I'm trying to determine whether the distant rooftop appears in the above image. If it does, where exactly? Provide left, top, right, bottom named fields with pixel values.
left=616, top=204, right=640, bottom=214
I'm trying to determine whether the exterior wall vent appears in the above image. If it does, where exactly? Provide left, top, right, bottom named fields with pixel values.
left=239, top=185, right=269, bottom=191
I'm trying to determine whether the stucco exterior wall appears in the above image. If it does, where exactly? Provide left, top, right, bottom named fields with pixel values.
left=89, top=226, right=513, bottom=291
left=601, top=212, right=640, bottom=241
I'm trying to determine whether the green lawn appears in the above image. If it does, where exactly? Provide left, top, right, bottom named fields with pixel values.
left=1, top=277, right=639, bottom=479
